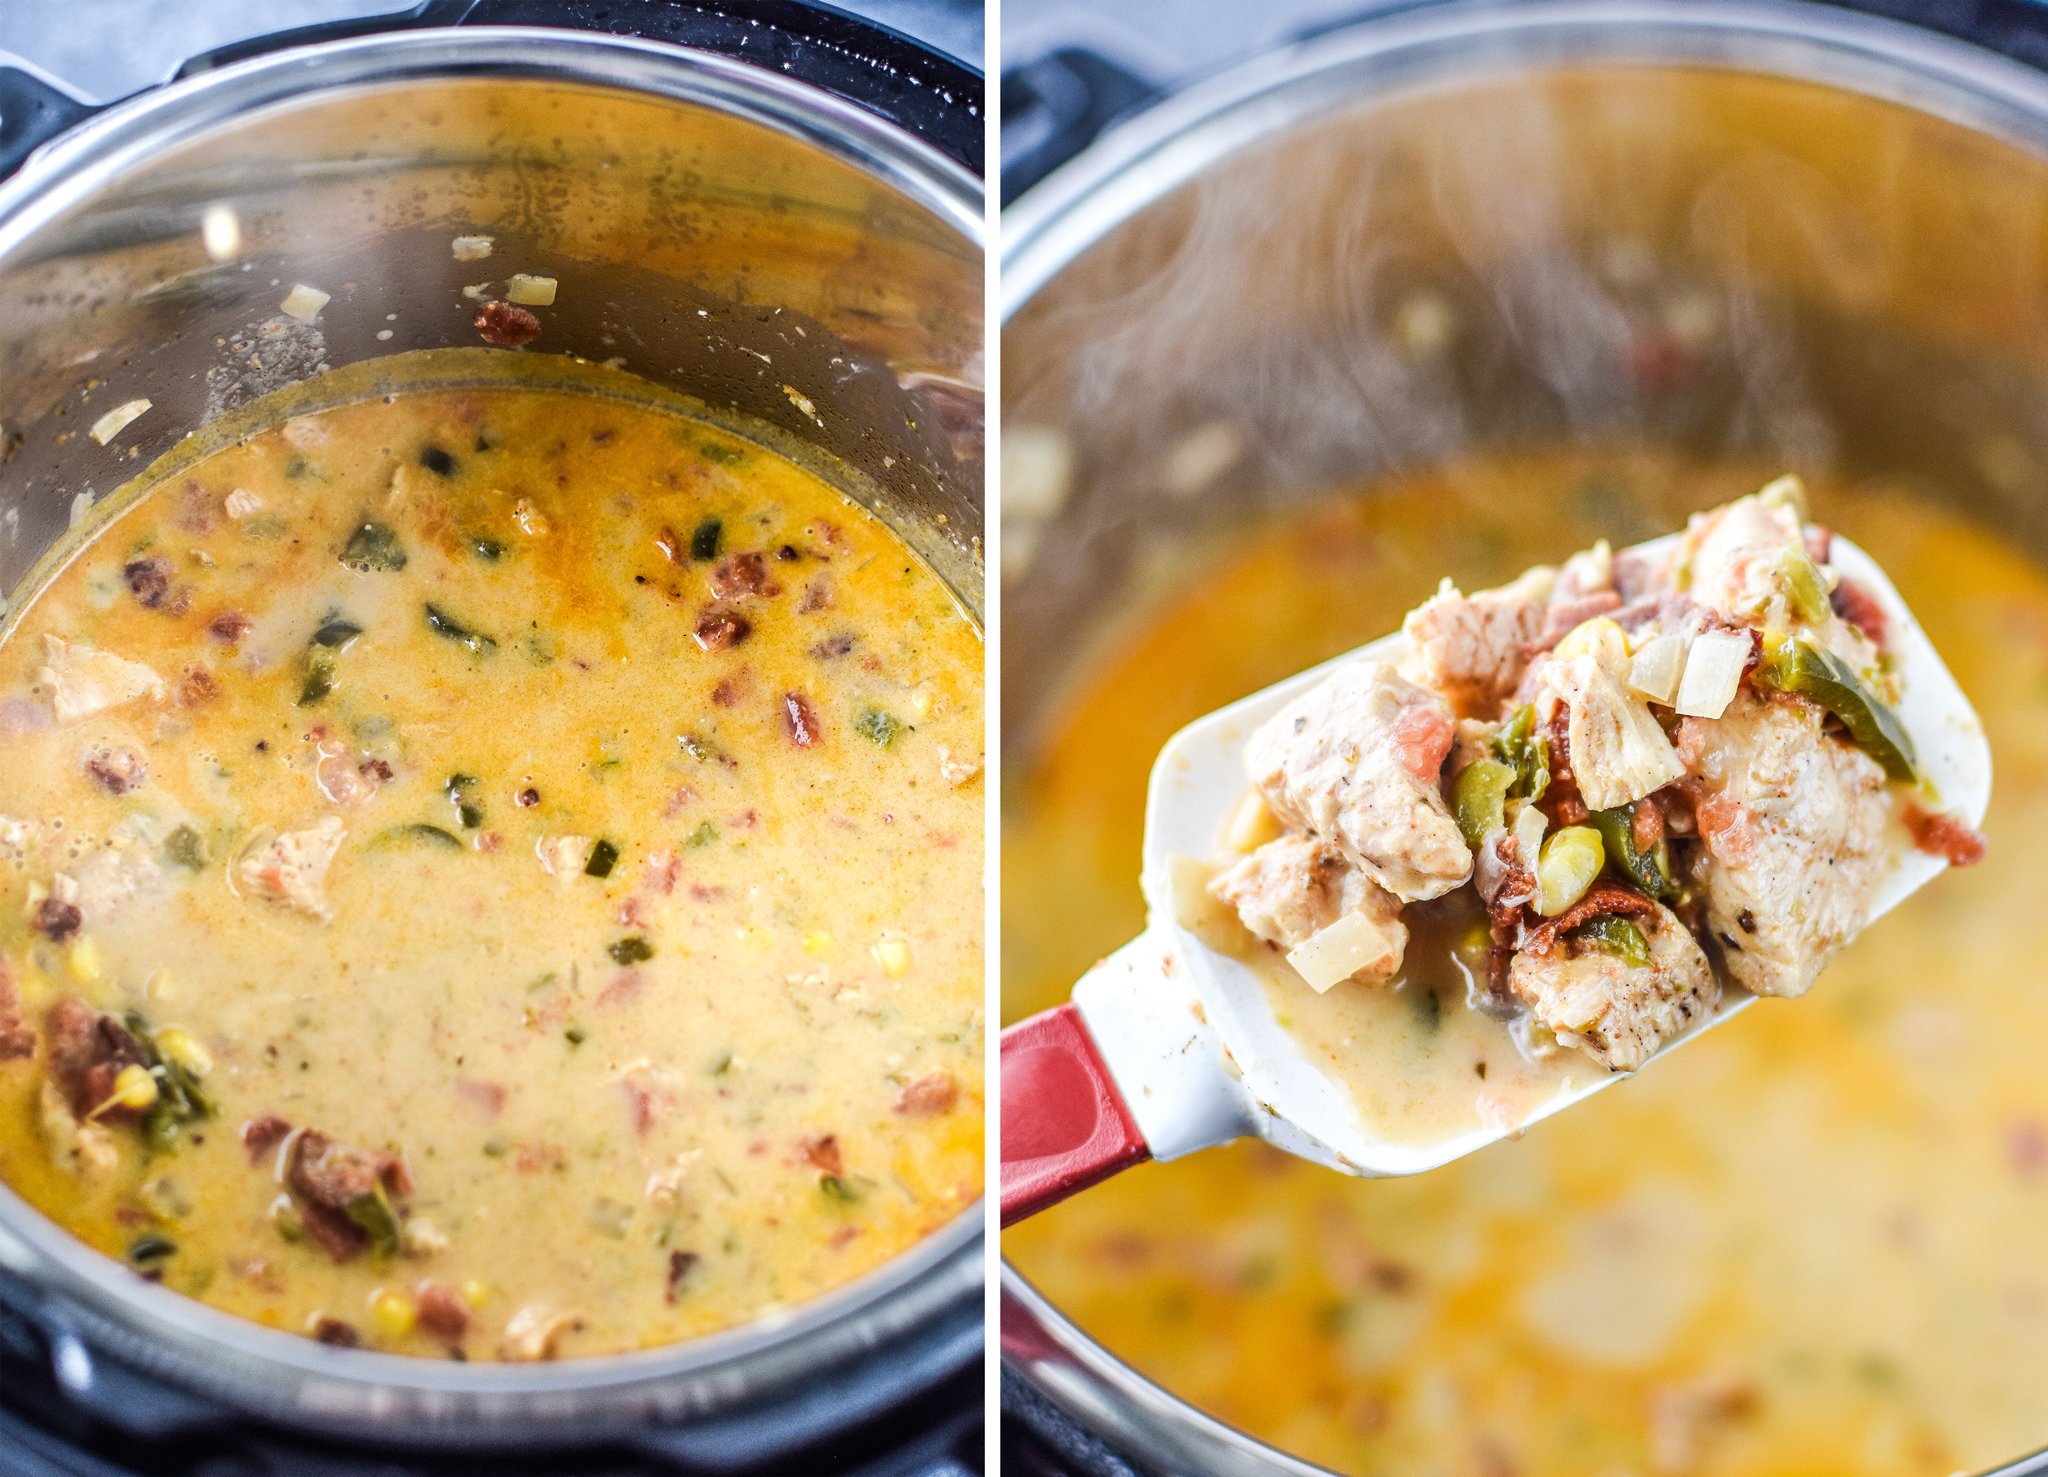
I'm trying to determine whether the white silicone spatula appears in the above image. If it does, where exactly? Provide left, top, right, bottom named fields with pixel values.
left=1000, top=533, right=1991, bottom=1224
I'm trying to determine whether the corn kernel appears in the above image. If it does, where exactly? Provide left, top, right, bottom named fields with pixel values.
left=910, top=687, right=936, bottom=720
left=802, top=932, right=834, bottom=958
left=107, top=1063, right=158, bottom=1113
left=66, top=936, right=102, bottom=983
left=153, top=1026, right=213, bottom=1078
left=145, top=968, right=176, bottom=1003
left=370, top=1288, right=416, bottom=1340
left=460, top=1279, right=490, bottom=1309
left=872, top=934, right=911, bottom=977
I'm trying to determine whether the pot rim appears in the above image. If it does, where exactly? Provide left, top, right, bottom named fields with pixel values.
left=0, top=25, right=982, bottom=1429
left=0, top=25, right=983, bottom=265
left=998, top=3, right=2048, bottom=1472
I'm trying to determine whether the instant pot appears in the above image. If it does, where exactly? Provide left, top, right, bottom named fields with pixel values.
left=0, top=3, right=983, bottom=1473
left=1000, top=1, right=2048, bottom=1473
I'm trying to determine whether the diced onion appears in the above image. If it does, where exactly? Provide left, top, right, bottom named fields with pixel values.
left=1513, top=799, right=1549, bottom=865
left=280, top=284, right=330, bottom=321
left=1626, top=632, right=1685, bottom=705
left=451, top=234, right=494, bottom=261
left=1286, top=910, right=1400, bottom=993
left=505, top=273, right=557, bottom=306
left=1674, top=630, right=1751, bottom=719
left=88, top=399, right=151, bottom=445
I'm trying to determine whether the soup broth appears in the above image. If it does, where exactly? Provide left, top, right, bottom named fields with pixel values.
left=0, top=356, right=984, bottom=1359
left=1004, top=455, right=2046, bottom=1475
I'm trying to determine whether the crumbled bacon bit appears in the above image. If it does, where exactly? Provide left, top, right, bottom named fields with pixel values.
left=665, top=1250, right=700, bottom=1303
left=693, top=608, right=750, bottom=652
left=33, top=896, right=82, bottom=943
left=798, top=577, right=832, bottom=614
left=206, top=611, right=252, bottom=643
left=311, top=1316, right=360, bottom=1347
left=1521, top=881, right=1659, bottom=956
left=457, top=1079, right=507, bottom=1115
left=178, top=665, right=220, bottom=707
left=84, top=745, right=147, bottom=795
left=517, top=787, right=540, bottom=807
left=416, top=1282, right=471, bottom=1341
left=782, top=692, right=820, bottom=747
left=1904, top=803, right=1987, bottom=867
left=474, top=299, right=540, bottom=347
left=359, top=758, right=394, bottom=783
left=241, top=1115, right=292, bottom=1163
left=710, top=552, right=777, bottom=600
left=801, top=1134, right=844, bottom=1175
left=710, top=673, right=748, bottom=707
left=895, top=1072, right=959, bottom=1116
left=122, top=557, right=173, bottom=609
left=1538, top=705, right=1589, bottom=827
left=809, top=633, right=854, bottom=659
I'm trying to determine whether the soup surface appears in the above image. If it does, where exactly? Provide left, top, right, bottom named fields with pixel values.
left=0, top=361, right=984, bottom=1359
left=1005, top=455, right=2046, bottom=1476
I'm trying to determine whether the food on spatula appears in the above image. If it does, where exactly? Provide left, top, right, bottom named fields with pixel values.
left=1210, top=478, right=1984, bottom=1071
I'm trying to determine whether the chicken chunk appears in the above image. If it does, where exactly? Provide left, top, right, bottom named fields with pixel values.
left=35, top=1078, right=117, bottom=1180
left=1245, top=660, right=1470, bottom=903
left=1676, top=691, right=1888, bottom=997
left=235, top=817, right=346, bottom=921
left=1528, top=619, right=1684, bottom=812
left=1680, top=486, right=1877, bottom=672
left=500, top=1305, right=580, bottom=1361
left=1400, top=568, right=1553, bottom=715
left=35, top=635, right=163, bottom=723
left=1509, top=900, right=1718, bottom=1071
left=1209, top=832, right=1409, bottom=983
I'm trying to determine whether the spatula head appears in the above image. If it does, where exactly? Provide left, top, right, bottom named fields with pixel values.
left=1135, top=533, right=1991, bottom=1176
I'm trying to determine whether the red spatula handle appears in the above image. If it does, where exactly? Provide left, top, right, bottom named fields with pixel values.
left=1000, top=1002, right=1151, bottom=1225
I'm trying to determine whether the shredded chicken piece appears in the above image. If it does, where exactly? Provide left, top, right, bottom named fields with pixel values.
left=1509, top=900, right=1718, bottom=1070
left=1210, top=832, right=1409, bottom=983
left=1400, top=568, right=1553, bottom=715
left=235, top=817, right=345, bottom=921
left=1245, top=660, right=1470, bottom=903
left=1676, top=691, right=1888, bottom=997
left=500, top=1305, right=580, bottom=1361
left=35, top=1078, right=117, bottom=1180
left=1527, top=620, right=1684, bottom=812
left=36, top=634, right=163, bottom=723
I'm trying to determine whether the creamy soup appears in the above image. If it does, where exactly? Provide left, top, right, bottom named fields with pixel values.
left=0, top=355, right=984, bottom=1359
left=1005, top=455, right=2046, bottom=1475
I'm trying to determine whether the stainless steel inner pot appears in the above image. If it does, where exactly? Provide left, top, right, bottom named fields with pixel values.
left=1000, top=3, right=2048, bottom=1473
left=0, top=26, right=982, bottom=1445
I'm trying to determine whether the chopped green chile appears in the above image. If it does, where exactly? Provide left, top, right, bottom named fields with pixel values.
left=1590, top=804, right=1678, bottom=900
left=854, top=708, right=905, bottom=747
left=340, top=520, right=407, bottom=572
left=685, top=821, right=717, bottom=849
left=1758, top=636, right=1918, bottom=780
left=345, top=1185, right=401, bottom=1259
left=609, top=936, right=654, bottom=964
left=417, top=445, right=458, bottom=477
left=469, top=534, right=505, bottom=561
left=1574, top=914, right=1652, bottom=968
left=380, top=823, right=463, bottom=850
left=819, top=1175, right=861, bottom=1203
left=162, top=826, right=207, bottom=870
left=585, top=839, right=620, bottom=878
left=689, top=517, right=723, bottom=562
left=297, top=648, right=337, bottom=707
left=311, top=615, right=363, bottom=649
left=1775, top=547, right=1833, bottom=623
left=444, top=774, right=483, bottom=830
left=423, top=603, right=497, bottom=656
left=127, top=1233, right=178, bottom=1266
left=1490, top=705, right=1551, bottom=803
left=1453, top=758, right=1515, bottom=849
